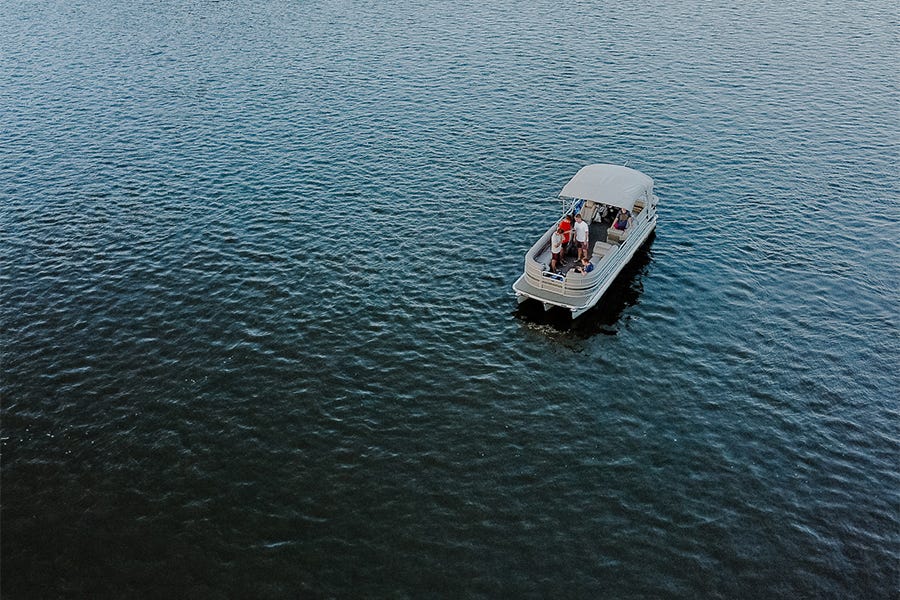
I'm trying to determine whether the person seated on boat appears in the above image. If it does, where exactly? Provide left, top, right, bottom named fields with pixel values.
left=573, top=256, right=594, bottom=274
left=573, top=213, right=590, bottom=261
left=613, top=208, right=631, bottom=231
left=550, top=226, right=564, bottom=273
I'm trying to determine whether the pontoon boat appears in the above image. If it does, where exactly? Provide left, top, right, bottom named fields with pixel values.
left=513, top=164, right=659, bottom=319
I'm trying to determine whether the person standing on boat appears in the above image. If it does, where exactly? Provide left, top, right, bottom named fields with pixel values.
left=550, top=226, right=564, bottom=273
left=573, top=213, right=590, bottom=261
left=559, top=214, right=574, bottom=258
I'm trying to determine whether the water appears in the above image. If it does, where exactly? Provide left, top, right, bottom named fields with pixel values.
left=2, top=0, right=898, bottom=597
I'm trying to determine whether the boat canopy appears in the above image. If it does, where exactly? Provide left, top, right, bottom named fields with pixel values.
left=559, top=164, right=653, bottom=212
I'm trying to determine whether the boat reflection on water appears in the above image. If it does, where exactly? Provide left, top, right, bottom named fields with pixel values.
left=514, top=233, right=655, bottom=337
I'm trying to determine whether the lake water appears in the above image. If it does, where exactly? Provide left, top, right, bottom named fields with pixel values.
left=2, top=0, right=898, bottom=597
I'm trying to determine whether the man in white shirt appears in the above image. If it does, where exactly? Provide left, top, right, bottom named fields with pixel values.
left=573, top=213, right=590, bottom=261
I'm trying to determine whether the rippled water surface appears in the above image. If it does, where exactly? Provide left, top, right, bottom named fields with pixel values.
left=2, top=0, right=898, bottom=597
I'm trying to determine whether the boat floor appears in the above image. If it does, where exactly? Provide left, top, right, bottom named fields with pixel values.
left=549, top=220, right=612, bottom=276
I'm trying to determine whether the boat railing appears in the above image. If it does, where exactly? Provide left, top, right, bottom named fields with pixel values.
left=523, top=199, right=647, bottom=297
left=526, top=244, right=622, bottom=297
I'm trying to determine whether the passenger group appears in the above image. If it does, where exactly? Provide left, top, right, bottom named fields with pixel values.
left=550, top=205, right=631, bottom=275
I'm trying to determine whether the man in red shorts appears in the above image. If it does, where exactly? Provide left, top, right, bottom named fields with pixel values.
left=550, top=226, right=564, bottom=272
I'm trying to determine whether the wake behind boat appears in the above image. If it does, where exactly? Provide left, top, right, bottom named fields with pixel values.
left=513, top=164, right=659, bottom=319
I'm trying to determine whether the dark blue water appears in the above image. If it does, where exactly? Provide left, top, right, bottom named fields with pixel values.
left=2, top=0, right=898, bottom=597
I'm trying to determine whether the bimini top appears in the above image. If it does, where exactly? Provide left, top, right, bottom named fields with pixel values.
left=559, top=164, right=653, bottom=211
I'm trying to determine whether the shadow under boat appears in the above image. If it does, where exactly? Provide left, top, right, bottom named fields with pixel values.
left=514, top=232, right=656, bottom=337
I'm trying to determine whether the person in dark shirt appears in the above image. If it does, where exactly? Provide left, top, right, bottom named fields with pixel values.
left=613, top=208, right=631, bottom=230
left=573, top=257, right=594, bottom=274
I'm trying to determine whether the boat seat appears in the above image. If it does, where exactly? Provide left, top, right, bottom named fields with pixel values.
left=632, top=199, right=645, bottom=215
left=591, top=241, right=614, bottom=263
left=607, top=222, right=632, bottom=243
left=589, top=241, right=617, bottom=268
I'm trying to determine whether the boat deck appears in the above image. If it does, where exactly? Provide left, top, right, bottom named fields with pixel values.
left=539, top=219, right=613, bottom=275
left=515, top=211, right=653, bottom=313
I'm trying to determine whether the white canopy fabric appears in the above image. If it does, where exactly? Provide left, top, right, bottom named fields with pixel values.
left=559, top=164, right=653, bottom=211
